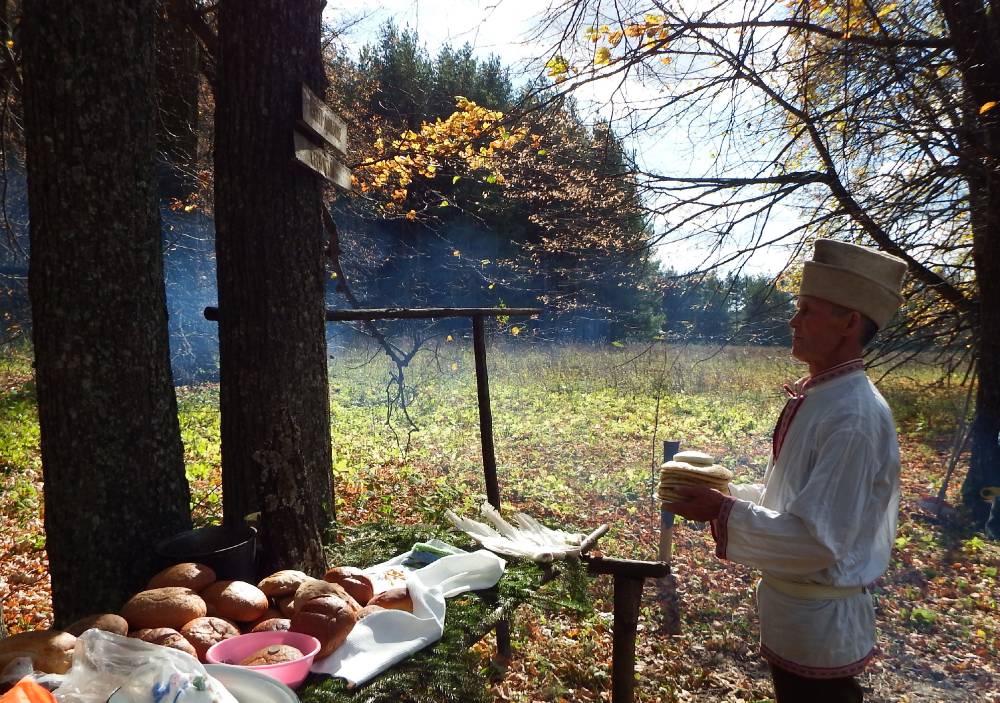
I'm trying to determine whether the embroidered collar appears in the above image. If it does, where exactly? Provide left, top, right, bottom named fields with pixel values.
left=784, top=358, right=865, bottom=398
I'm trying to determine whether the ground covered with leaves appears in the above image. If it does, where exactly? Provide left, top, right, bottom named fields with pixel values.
left=1, top=342, right=997, bottom=701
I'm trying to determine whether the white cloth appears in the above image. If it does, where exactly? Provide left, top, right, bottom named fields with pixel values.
left=716, top=367, right=900, bottom=677
left=310, top=549, right=505, bottom=687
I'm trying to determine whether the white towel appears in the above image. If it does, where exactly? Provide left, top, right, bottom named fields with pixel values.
left=309, top=549, right=506, bottom=687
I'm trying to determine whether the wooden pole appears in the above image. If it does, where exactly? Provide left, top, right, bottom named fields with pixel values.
left=657, top=440, right=682, bottom=634
left=472, top=315, right=501, bottom=510
left=612, top=576, right=644, bottom=703
left=471, top=314, right=510, bottom=658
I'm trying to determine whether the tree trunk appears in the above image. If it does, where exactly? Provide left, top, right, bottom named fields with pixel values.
left=21, top=0, right=191, bottom=625
left=939, top=0, right=1000, bottom=525
left=214, top=0, right=333, bottom=570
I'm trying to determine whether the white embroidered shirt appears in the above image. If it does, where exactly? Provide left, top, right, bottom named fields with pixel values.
left=713, top=359, right=900, bottom=677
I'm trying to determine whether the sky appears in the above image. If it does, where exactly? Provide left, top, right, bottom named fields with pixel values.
left=326, top=0, right=796, bottom=276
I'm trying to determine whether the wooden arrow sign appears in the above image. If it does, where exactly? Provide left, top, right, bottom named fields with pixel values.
left=299, top=84, right=348, bottom=156
left=293, top=130, right=352, bottom=191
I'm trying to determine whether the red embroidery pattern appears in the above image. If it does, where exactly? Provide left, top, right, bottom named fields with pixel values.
left=711, top=496, right=737, bottom=560
left=771, top=359, right=865, bottom=462
left=761, top=642, right=876, bottom=679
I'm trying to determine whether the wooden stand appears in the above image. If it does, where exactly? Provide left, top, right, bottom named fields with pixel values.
left=582, top=555, right=670, bottom=703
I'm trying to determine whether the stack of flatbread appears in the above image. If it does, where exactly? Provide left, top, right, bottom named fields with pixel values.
left=659, top=450, right=733, bottom=505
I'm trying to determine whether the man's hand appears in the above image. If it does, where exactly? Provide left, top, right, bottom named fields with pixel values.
left=664, top=485, right=727, bottom=522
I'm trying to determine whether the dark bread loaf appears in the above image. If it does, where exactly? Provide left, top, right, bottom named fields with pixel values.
left=356, top=605, right=385, bottom=619
left=289, top=595, right=357, bottom=658
left=250, top=618, right=291, bottom=633
left=323, top=567, right=374, bottom=606
left=179, top=616, right=240, bottom=661
left=257, top=570, right=310, bottom=599
left=366, top=587, right=413, bottom=613
left=276, top=595, right=296, bottom=618
left=121, top=587, right=207, bottom=630
left=200, top=580, right=269, bottom=622
left=292, top=578, right=360, bottom=614
left=147, top=563, right=216, bottom=591
left=133, top=627, right=198, bottom=658
left=239, top=644, right=303, bottom=666
left=64, top=613, right=128, bottom=637
left=244, top=608, right=283, bottom=632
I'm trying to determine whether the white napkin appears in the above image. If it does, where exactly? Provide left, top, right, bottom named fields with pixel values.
left=309, top=549, right=506, bottom=687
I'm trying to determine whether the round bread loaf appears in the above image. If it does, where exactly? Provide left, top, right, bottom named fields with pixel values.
left=323, top=567, right=374, bottom=606
left=257, top=570, right=310, bottom=598
left=356, top=605, right=385, bottom=619
left=179, top=616, right=240, bottom=661
left=0, top=630, right=75, bottom=674
left=239, top=644, right=303, bottom=666
left=200, top=580, right=269, bottom=622
left=64, top=613, right=129, bottom=637
left=121, top=587, right=207, bottom=630
left=277, top=595, right=296, bottom=618
left=289, top=595, right=357, bottom=658
left=147, top=562, right=216, bottom=591
left=251, top=618, right=291, bottom=633
left=293, top=578, right=360, bottom=614
left=245, top=608, right=283, bottom=632
left=366, top=587, right=412, bottom=613
left=133, top=627, right=198, bottom=658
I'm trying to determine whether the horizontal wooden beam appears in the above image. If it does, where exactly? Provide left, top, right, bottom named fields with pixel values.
left=203, top=307, right=542, bottom=322
left=582, top=555, right=671, bottom=579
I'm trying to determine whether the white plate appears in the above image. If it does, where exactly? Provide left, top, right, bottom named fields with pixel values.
left=204, top=664, right=299, bottom=703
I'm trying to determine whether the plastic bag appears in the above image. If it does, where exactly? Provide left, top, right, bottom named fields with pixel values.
left=54, top=630, right=236, bottom=703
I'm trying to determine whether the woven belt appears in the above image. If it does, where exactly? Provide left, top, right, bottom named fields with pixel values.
left=761, top=575, right=864, bottom=600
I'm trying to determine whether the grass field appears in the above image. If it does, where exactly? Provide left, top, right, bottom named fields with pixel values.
left=1, top=340, right=998, bottom=701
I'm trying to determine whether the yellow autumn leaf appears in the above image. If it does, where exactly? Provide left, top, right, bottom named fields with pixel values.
left=453, top=249, right=460, bottom=256
left=624, top=24, right=645, bottom=38
left=545, top=55, right=569, bottom=77
left=644, top=13, right=665, bottom=25
left=511, top=326, right=520, bottom=336
left=607, top=30, right=623, bottom=47
left=980, top=101, right=998, bottom=115
left=876, top=3, right=897, bottom=18
left=595, top=47, right=612, bottom=66
left=4, top=39, right=12, bottom=49
left=405, top=209, right=417, bottom=221
left=451, top=362, right=458, bottom=371
left=446, top=335, right=453, bottom=342
left=488, top=283, right=495, bottom=289
left=936, top=65, right=951, bottom=78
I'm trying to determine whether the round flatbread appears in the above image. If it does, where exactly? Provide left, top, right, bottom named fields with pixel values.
left=671, top=450, right=714, bottom=467
left=659, top=451, right=732, bottom=504
left=660, top=461, right=733, bottom=480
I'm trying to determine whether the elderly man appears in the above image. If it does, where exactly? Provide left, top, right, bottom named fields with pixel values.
left=667, top=240, right=907, bottom=703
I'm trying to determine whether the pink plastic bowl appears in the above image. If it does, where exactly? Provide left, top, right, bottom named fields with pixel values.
left=205, top=630, right=321, bottom=689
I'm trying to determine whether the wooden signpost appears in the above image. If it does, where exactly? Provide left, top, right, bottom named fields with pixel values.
left=293, top=83, right=351, bottom=191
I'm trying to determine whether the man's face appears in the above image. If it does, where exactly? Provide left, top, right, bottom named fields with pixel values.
left=789, top=295, right=853, bottom=365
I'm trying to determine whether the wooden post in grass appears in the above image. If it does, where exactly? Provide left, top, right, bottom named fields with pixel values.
left=657, top=440, right=682, bottom=634
left=471, top=314, right=511, bottom=659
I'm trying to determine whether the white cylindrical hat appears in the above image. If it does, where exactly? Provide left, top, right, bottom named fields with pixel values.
left=800, top=240, right=907, bottom=329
